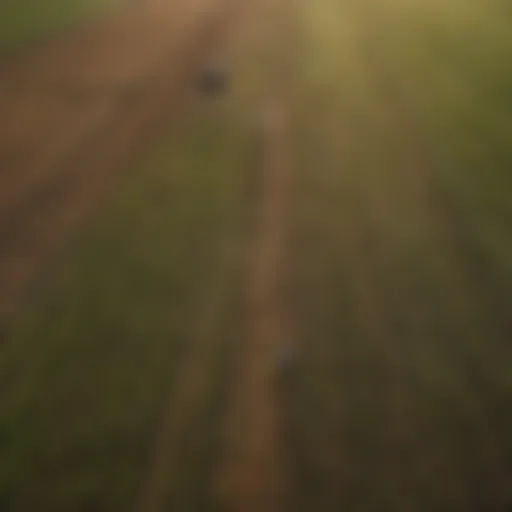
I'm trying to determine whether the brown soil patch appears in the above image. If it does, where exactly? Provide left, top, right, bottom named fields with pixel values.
left=214, top=101, right=290, bottom=512
left=0, top=0, right=232, bottom=315
left=213, top=1, right=295, bottom=500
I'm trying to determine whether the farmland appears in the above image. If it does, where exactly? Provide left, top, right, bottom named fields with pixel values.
left=0, top=0, right=510, bottom=511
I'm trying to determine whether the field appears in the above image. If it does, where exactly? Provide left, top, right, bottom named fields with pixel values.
left=0, top=0, right=510, bottom=511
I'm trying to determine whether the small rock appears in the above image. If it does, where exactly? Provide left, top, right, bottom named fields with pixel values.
left=276, top=342, right=296, bottom=375
left=198, top=61, right=228, bottom=96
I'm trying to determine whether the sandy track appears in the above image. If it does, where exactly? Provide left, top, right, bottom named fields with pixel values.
left=216, top=101, right=291, bottom=512
left=0, top=0, right=231, bottom=315
left=213, top=2, right=296, bottom=509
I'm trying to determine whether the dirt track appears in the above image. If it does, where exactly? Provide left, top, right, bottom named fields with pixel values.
left=0, top=0, right=233, bottom=315
left=212, top=1, right=297, bottom=510
left=214, top=101, right=290, bottom=512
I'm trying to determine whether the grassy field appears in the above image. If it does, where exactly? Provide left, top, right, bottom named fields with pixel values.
left=0, top=78, right=255, bottom=512
left=360, top=0, right=512, bottom=287
left=0, top=0, right=124, bottom=47
left=288, top=0, right=511, bottom=509
left=0, top=0, right=511, bottom=510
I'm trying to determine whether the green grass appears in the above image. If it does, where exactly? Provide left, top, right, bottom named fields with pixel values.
left=0, top=0, right=125, bottom=47
left=0, top=96, right=253, bottom=511
left=287, top=0, right=512, bottom=510
left=361, top=0, right=512, bottom=283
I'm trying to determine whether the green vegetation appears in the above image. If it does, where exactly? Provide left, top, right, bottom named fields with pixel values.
left=1, top=0, right=510, bottom=510
left=288, top=0, right=511, bottom=509
left=0, top=0, right=124, bottom=46
left=371, top=0, right=512, bottom=287
left=0, top=88, right=252, bottom=512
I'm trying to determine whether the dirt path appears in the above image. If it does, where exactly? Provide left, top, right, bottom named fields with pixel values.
left=213, top=4, right=295, bottom=509
left=0, top=0, right=231, bottom=316
left=214, top=101, right=290, bottom=512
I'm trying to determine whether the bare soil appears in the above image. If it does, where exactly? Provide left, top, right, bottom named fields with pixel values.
left=0, top=0, right=231, bottom=315
left=212, top=1, right=295, bottom=506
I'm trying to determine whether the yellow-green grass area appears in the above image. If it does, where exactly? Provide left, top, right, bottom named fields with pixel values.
left=353, top=0, right=512, bottom=291
left=0, top=0, right=125, bottom=48
left=285, top=0, right=511, bottom=510
left=0, top=22, right=273, bottom=507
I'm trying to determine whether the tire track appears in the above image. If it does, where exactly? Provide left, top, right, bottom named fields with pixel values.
left=215, top=98, right=291, bottom=512
left=213, top=2, right=295, bottom=507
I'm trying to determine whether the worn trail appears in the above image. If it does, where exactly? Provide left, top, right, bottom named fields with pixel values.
left=213, top=2, right=296, bottom=510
